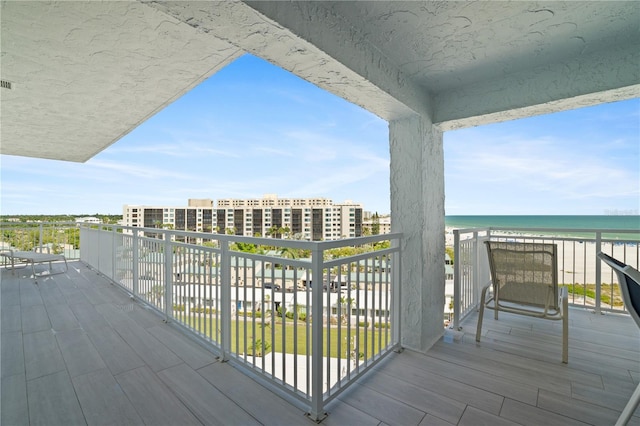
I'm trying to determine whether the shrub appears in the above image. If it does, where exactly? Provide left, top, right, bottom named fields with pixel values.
left=189, top=306, right=216, bottom=314
left=248, top=338, right=271, bottom=356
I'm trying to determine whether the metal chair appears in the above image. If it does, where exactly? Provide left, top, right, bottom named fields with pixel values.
left=598, top=252, right=640, bottom=426
left=477, top=241, right=568, bottom=363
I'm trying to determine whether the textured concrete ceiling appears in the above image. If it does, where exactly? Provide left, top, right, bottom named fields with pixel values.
left=247, top=1, right=640, bottom=128
left=0, top=1, right=242, bottom=162
left=1, top=1, right=638, bottom=162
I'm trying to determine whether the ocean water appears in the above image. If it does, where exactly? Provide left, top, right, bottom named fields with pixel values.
left=445, top=215, right=640, bottom=240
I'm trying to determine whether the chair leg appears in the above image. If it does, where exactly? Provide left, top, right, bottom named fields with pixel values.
left=476, top=286, right=489, bottom=342
left=562, top=313, right=568, bottom=364
left=561, top=287, right=568, bottom=363
left=615, top=381, right=640, bottom=426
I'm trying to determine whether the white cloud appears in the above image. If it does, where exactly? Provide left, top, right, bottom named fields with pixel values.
left=87, top=159, right=193, bottom=180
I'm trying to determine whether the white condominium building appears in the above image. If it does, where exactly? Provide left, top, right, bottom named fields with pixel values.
left=122, top=195, right=364, bottom=241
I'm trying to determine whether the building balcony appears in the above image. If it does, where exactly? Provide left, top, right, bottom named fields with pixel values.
left=1, top=223, right=639, bottom=425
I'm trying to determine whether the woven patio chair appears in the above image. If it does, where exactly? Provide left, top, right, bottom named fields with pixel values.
left=476, top=241, right=568, bottom=363
left=598, top=252, right=640, bottom=426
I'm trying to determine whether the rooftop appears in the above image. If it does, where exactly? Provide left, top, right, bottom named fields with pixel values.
left=3, top=260, right=638, bottom=425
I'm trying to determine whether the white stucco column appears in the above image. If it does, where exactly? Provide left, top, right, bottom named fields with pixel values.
left=390, top=114, right=445, bottom=352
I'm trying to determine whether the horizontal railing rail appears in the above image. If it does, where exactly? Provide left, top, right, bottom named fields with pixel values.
left=78, top=223, right=402, bottom=420
left=452, top=227, right=640, bottom=329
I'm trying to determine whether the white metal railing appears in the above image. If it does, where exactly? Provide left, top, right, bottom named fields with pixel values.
left=452, top=227, right=640, bottom=329
left=0, top=221, right=81, bottom=259
left=79, top=223, right=402, bottom=420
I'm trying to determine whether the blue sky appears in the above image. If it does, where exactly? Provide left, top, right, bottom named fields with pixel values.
left=1, top=55, right=638, bottom=216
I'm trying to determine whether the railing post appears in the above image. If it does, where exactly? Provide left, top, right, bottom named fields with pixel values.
left=391, top=237, right=401, bottom=346
left=453, top=230, right=461, bottom=329
left=164, top=232, right=173, bottom=322
left=132, top=231, right=139, bottom=298
left=309, top=243, right=325, bottom=421
left=220, top=240, right=231, bottom=361
left=595, top=231, right=602, bottom=315
left=38, top=223, right=44, bottom=252
left=112, top=226, right=117, bottom=282
left=473, top=230, right=481, bottom=311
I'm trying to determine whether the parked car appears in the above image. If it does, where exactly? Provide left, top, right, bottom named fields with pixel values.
left=308, top=281, right=341, bottom=292
left=328, top=280, right=349, bottom=292
left=263, top=282, right=281, bottom=291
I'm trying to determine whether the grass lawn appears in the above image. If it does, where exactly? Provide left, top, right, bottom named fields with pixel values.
left=179, top=314, right=391, bottom=358
left=563, top=283, right=624, bottom=307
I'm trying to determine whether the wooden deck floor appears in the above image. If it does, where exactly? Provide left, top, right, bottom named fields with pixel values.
left=2, top=261, right=639, bottom=425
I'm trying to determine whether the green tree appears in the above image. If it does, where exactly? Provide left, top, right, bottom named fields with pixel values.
left=282, top=226, right=291, bottom=239
left=232, top=241, right=258, bottom=253
left=372, top=212, right=380, bottom=235
left=249, top=338, right=271, bottom=356
left=445, top=246, right=455, bottom=264
left=279, top=246, right=299, bottom=259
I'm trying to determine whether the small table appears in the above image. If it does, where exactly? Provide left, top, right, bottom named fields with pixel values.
left=0, top=249, right=68, bottom=281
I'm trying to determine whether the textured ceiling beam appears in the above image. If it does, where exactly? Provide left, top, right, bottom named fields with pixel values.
left=148, top=1, right=422, bottom=122
left=243, top=1, right=429, bottom=121
left=434, top=43, right=640, bottom=130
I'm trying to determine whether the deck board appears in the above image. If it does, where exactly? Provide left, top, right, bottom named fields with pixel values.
left=2, top=304, right=21, bottom=332
left=21, top=304, right=51, bottom=334
left=537, top=388, right=621, bottom=425
left=115, top=366, right=202, bottom=426
left=2, top=261, right=639, bottom=425
left=357, top=370, right=467, bottom=424
left=158, top=363, right=261, bottom=425
left=2, top=331, right=24, bottom=378
left=1, top=373, right=28, bottom=426
left=197, top=361, right=313, bottom=425
left=146, top=324, right=217, bottom=370
left=47, top=303, right=81, bottom=331
left=71, top=368, right=144, bottom=426
left=56, top=328, right=108, bottom=377
left=110, top=319, right=183, bottom=372
left=337, top=382, right=427, bottom=425
left=86, top=326, right=146, bottom=375
left=23, top=330, right=66, bottom=381
left=374, top=355, right=505, bottom=415
left=39, top=283, right=68, bottom=307
left=499, top=398, right=590, bottom=426
left=27, top=371, right=85, bottom=426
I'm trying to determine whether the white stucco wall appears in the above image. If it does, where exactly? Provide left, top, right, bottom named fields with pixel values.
left=390, top=115, right=445, bottom=352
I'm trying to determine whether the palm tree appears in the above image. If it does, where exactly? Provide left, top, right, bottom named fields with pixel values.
left=338, top=296, right=354, bottom=325
left=279, top=246, right=298, bottom=259
left=282, top=227, right=291, bottom=239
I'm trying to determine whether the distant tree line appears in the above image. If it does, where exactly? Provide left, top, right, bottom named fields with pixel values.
left=0, top=214, right=121, bottom=224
